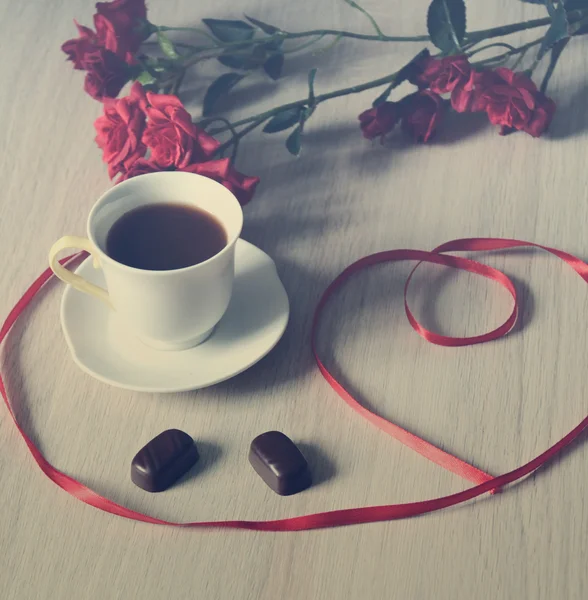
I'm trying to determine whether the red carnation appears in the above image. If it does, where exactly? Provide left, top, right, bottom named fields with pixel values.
left=95, top=82, right=147, bottom=178
left=520, top=93, right=556, bottom=138
left=82, top=47, right=130, bottom=101
left=61, top=20, right=99, bottom=70
left=93, top=13, right=126, bottom=58
left=118, top=157, right=260, bottom=205
left=95, top=0, right=148, bottom=58
left=117, top=158, right=161, bottom=181
left=183, top=158, right=260, bottom=206
left=96, top=0, right=147, bottom=28
left=62, top=0, right=147, bottom=79
left=400, top=90, right=444, bottom=142
left=412, top=55, right=476, bottom=113
left=472, top=68, right=556, bottom=137
left=358, top=102, right=399, bottom=140
left=142, top=92, right=220, bottom=168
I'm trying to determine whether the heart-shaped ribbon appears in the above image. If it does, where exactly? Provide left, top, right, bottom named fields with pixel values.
left=1, top=238, right=587, bottom=531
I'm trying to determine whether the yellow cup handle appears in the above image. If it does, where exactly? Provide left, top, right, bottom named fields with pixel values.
left=49, top=236, right=112, bottom=308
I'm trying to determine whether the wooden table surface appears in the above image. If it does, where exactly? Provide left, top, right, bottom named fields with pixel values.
left=2, top=1, right=587, bottom=598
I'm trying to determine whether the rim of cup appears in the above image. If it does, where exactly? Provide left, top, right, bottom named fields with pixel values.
left=86, top=171, right=244, bottom=276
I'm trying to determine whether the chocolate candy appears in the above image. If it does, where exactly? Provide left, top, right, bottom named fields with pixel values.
left=131, top=429, right=199, bottom=492
left=249, top=431, right=312, bottom=496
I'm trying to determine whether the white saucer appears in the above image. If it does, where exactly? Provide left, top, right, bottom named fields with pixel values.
left=60, top=239, right=289, bottom=392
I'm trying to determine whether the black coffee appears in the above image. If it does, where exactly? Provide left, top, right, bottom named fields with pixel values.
left=106, top=203, right=227, bottom=271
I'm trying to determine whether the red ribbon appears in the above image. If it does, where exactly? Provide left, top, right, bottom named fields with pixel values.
left=2, top=238, right=587, bottom=531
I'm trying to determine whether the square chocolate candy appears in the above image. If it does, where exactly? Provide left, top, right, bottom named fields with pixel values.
left=249, top=431, right=312, bottom=496
left=131, top=429, right=199, bottom=492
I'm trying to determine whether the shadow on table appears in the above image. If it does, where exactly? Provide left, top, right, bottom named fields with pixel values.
left=302, top=121, right=362, bottom=148
left=297, top=441, right=337, bottom=487
left=211, top=256, right=410, bottom=400
left=1, top=259, right=88, bottom=453
left=209, top=258, right=327, bottom=397
left=435, top=109, right=490, bottom=144
left=234, top=128, right=361, bottom=195
left=549, top=81, right=588, bottom=139
left=213, top=79, right=284, bottom=114
left=175, top=440, right=223, bottom=488
left=175, top=25, right=378, bottom=112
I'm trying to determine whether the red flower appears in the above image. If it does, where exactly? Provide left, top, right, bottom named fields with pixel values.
left=117, top=158, right=161, bottom=181
left=62, top=0, right=147, bottom=78
left=183, top=158, right=260, bottom=206
left=96, top=0, right=147, bottom=30
left=95, top=82, right=147, bottom=178
left=358, top=102, right=399, bottom=140
left=472, top=68, right=556, bottom=137
left=118, top=157, right=260, bottom=205
left=400, top=91, right=444, bottom=142
left=412, top=55, right=476, bottom=113
left=95, top=0, right=148, bottom=58
left=521, top=93, right=556, bottom=138
left=93, top=14, right=129, bottom=59
left=142, top=92, right=220, bottom=168
left=61, top=20, right=99, bottom=70
left=82, top=47, right=130, bottom=101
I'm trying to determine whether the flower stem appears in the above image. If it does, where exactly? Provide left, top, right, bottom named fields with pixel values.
left=157, top=25, right=218, bottom=43
left=472, top=37, right=543, bottom=67
left=466, top=42, right=517, bottom=57
left=203, top=116, right=239, bottom=138
left=313, top=33, right=345, bottom=56
left=282, top=35, right=326, bottom=55
left=172, top=9, right=588, bottom=144
left=540, top=38, right=570, bottom=93
left=466, top=11, right=584, bottom=42
left=171, top=69, right=185, bottom=95
left=342, top=0, right=385, bottom=38
left=156, top=9, right=588, bottom=75
left=214, top=117, right=268, bottom=159
left=207, top=66, right=410, bottom=134
left=158, top=11, right=587, bottom=57
left=281, top=15, right=569, bottom=43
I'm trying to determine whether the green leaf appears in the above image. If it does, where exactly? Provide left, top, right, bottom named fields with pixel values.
left=285, top=125, right=302, bottom=156
left=203, top=73, right=245, bottom=116
left=565, top=0, right=588, bottom=9
left=263, top=53, right=284, bottom=79
left=263, top=38, right=284, bottom=52
left=135, top=70, right=156, bottom=85
left=244, top=14, right=280, bottom=34
left=218, top=46, right=265, bottom=70
left=156, top=31, right=180, bottom=59
left=426, top=0, right=467, bottom=53
left=263, top=107, right=303, bottom=133
left=543, top=0, right=556, bottom=16
left=307, top=68, right=317, bottom=107
left=218, top=54, right=257, bottom=69
left=143, top=56, right=173, bottom=72
left=569, top=15, right=588, bottom=35
left=537, top=3, right=569, bottom=61
left=202, top=18, right=255, bottom=43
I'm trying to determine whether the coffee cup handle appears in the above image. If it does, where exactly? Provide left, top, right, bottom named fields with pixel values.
left=49, top=236, right=112, bottom=308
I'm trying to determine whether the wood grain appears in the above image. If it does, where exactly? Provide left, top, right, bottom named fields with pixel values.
left=1, top=1, right=587, bottom=599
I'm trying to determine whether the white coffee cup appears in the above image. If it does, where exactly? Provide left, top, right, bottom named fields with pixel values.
left=49, top=171, right=243, bottom=351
